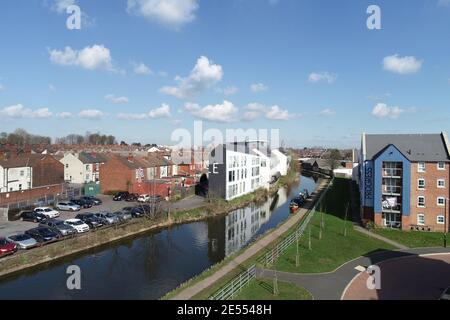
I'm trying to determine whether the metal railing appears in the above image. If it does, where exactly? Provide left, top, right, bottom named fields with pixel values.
left=382, top=168, right=402, bottom=177
left=208, top=265, right=256, bottom=300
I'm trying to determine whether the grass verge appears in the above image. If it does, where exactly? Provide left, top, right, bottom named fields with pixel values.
left=371, top=228, right=445, bottom=248
left=233, top=278, right=312, bottom=300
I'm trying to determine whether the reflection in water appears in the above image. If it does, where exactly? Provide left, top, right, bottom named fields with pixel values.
left=0, top=174, right=319, bottom=300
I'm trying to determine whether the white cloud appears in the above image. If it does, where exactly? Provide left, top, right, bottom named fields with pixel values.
left=78, top=109, right=104, bottom=120
left=105, top=94, right=129, bottom=104
left=243, top=102, right=294, bottom=121
left=49, top=45, right=118, bottom=72
left=383, top=54, right=422, bottom=75
left=57, top=112, right=73, bottom=118
left=160, top=56, right=223, bottom=99
left=149, top=103, right=171, bottom=118
left=371, top=103, right=405, bottom=119
left=50, top=0, right=76, bottom=14
left=133, top=62, right=153, bottom=75
left=222, top=86, right=239, bottom=96
left=0, top=84, right=4, bottom=91
left=0, top=104, right=52, bottom=119
left=319, top=108, right=336, bottom=117
left=308, top=72, right=337, bottom=84
left=265, top=105, right=291, bottom=120
left=127, top=0, right=199, bottom=29
left=184, top=100, right=237, bottom=123
left=117, top=113, right=148, bottom=120
left=250, top=83, right=268, bottom=93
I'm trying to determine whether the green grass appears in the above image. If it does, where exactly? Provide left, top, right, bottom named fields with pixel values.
left=372, top=228, right=445, bottom=248
left=233, top=279, right=312, bottom=300
left=271, top=178, right=395, bottom=274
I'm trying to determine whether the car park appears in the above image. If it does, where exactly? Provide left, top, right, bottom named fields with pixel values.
left=6, top=234, right=38, bottom=250
left=25, top=227, right=60, bottom=243
left=64, top=219, right=90, bottom=234
left=125, top=193, right=139, bottom=202
left=0, top=238, right=18, bottom=257
left=81, top=196, right=102, bottom=206
left=113, top=192, right=129, bottom=201
left=20, top=211, right=48, bottom=223
left=34, top=207, right=60, bottom=219
left=137, top=194, right=150, bottom=203
left=39, top=219, right=77, bottom=237
left=113, top=211, right=132, bottom=222
left=56, top=202, right=81, bottom=212
left=94, top=212, right=120, bottom=225
left=75, top=213, right=104, bottom=229
left=70, top=198, right=93, bottom=209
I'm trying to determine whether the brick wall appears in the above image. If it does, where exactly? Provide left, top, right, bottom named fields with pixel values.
left=410, top=162, right=449, bottom=232
left=33, top=156, right=65, bottom=187
left=0, top=184, right=65, bottom=206
left=99, top=158, right=133, bottom=193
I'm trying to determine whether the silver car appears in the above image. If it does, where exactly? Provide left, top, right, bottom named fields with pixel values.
left=40, top=219, right=77, bottom=237
left=56, top=202, right=81, bottom=212
left=95, top=212, right=121, bottom=225
left=6, top=234, right=38, bottom=250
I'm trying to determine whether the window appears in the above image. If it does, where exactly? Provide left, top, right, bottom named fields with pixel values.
left=86, top=165, right=89, bottom=170
left=437, top=197, right=446, bottom=206
left=437, top=215, right=445, bottom=225
left=418, top=196, right=426, bottom=207
left=20, top=170, right=24, bottom=177
left=418, top=162, right=426, bottom=173
left=438, top=162, right=446, bottom=170
left=418, top=179, right=425, bottom=190
left=438, top=179, right=446, bottom=188
left=417, top=214, right=425, bottom=226
left=66, top=164, right=69, bottom=168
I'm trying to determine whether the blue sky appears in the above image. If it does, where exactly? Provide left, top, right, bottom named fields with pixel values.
left=0, top=0, right=449, bottom=148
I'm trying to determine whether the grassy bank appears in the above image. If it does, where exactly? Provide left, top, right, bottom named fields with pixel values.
left=371, top=228, right=445, bottom=248
left=271, top=178, right=394, bottom=274
left=233, top=279, right=312, bottom=300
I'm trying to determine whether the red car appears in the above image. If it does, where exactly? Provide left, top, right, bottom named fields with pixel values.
left=0, top=237, right=18, bottom=258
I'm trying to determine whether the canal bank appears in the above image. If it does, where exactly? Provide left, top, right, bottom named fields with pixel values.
left=0, top=173, right=320, bottom=299
left=167, top=178, right=331, bottom=300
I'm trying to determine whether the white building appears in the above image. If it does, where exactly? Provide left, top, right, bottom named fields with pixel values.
left=60, top=153, right=106, bottom=184
left=209, top=141, right=289, bottom=201
left=0, top=161, right=32, bottom=193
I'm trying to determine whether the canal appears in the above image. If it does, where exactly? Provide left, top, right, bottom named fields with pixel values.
left=0, top=173, right=320, bottom=300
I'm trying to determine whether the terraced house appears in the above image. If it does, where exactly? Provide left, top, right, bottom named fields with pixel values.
left=359, top=133, right=450, bottom=232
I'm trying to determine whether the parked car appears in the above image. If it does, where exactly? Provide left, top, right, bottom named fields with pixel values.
left=440, top=287, right=450, bottom=300
left=25, top=227, right=60, bottom=243
left=6, top=234, right=38, bottom=250
left=70, top=198, right=93, bottom=209
left=75, top=213, right=104, bottom=229
left=0, top=238, right=18, bottom=257
left=125, top=193, right=139, bottom=202
left=81, top=196, right=102, bottom=206
left=34, top=207, right=60, bottom=219
left=56, top=202, right=81, bottom=212
left=113, top=211, right=132, bottom=222
left=20, top=211, right=48, bottom=223
left=137, top=194, right=150, bottom=203
left=113, top=192, right=129, bottom=201
left=64, top=219, right=90, bottom=234
left=39, top=219, right=77, bottom=237
left=94, top=212, right=120, bottom=225
left=131, top=206, right=146, bottom=218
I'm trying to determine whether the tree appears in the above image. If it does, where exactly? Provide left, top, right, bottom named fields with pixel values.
left=326, top=149, right=342, bottom=171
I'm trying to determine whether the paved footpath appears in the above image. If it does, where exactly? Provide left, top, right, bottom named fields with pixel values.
left=258, top=247, right=450, bottom=300
left=171, top=179, right=330, bottom=300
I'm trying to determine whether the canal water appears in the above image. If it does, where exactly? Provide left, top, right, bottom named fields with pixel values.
left=0, top=173, right=320, bottom=300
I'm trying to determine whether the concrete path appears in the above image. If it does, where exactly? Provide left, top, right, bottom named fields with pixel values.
left=353, top=226, right=408, bottom=250
left=168, top=195, right=205, bottom=211
left=257, top=247, right=450, bottom=300
left=171, top=179, right=330, bottom=300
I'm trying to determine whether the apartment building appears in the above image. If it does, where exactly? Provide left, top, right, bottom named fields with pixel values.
left=60, top=152, right=108, bottom=184
left=208, top=141, right=288, bottom=201
left=359, top=133, right=450, bottom=232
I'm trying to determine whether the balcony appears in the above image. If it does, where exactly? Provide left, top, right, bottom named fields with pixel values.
left=382, top=185, right=402, bottom=196
left=382, top=168, right=403, bottom=178
left=382, top=198, right=402, bottom=214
